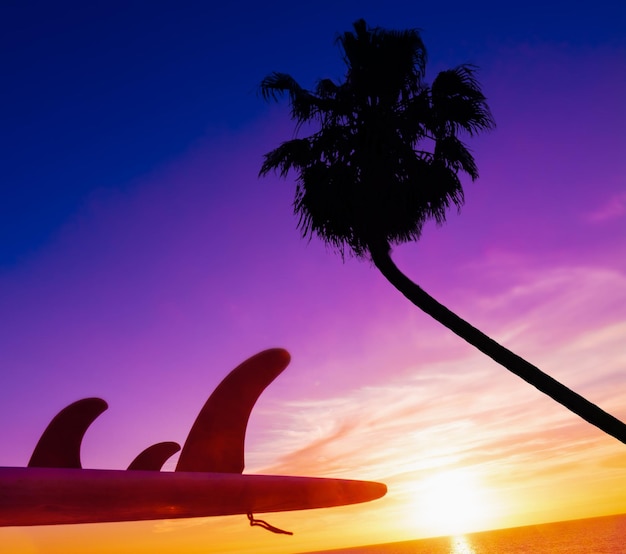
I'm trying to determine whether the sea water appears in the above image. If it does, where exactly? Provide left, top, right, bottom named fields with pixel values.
left=299, top=513, right=625, bottom=554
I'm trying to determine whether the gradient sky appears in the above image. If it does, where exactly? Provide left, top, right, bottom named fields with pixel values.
left=1, top=1, right=625, bottom=553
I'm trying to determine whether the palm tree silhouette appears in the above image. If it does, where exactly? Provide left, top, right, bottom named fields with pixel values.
left=259, top=19, right=626, bottom=443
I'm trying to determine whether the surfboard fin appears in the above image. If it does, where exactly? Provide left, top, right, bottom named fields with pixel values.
left=28, top=398, right=108, bottom=469
left=176, top=348, right=291, bottom=473
left=127, top=442, right=181, bottom=471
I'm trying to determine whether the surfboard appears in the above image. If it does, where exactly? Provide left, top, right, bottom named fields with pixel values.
left=2, top=349, right=387, bottom=528
left=0, top=467, right=387, bottom=526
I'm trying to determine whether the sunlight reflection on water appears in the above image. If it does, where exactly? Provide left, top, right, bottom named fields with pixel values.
left=449, top=535, right=477, bottom=554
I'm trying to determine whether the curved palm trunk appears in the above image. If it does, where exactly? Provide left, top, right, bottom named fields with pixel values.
left=369, top=244, right=626, bottom=444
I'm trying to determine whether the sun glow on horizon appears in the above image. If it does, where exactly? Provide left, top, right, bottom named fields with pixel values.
left=410, top=468, right=498, bottom=537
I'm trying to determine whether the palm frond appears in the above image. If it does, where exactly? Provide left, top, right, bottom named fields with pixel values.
left=431, top=65, right=495, bottom=136
left=339, top=19, right=427, bottom=105
left=259, top=72, right=323, bottom=123
left=435, top=136, right=479, bottom=180
left=315, top=78, right=339, bottom=98
left=259, top=138, right=311, bottom=178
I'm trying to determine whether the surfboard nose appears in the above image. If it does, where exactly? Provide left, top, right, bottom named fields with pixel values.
left=238, top=474, right=388, bottom=514
left=334, top=478, right=387, bottom=506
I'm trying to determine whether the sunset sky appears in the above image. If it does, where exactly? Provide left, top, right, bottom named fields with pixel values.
left=1, top=1, right=625, bottom=553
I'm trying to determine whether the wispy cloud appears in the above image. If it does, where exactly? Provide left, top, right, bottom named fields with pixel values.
left=585, top=191, right=626, bottom=223
left=244, top=259, right=626, bottom=531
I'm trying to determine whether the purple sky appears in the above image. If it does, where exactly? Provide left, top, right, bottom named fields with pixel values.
left=1, top=2, right=625, bottom=552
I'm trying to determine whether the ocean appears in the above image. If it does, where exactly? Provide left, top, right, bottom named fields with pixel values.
left=298, top=513, right=625, bottom=554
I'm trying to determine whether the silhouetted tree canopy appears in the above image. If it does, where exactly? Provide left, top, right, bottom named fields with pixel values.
left=260, top=18, right=494, bottom=258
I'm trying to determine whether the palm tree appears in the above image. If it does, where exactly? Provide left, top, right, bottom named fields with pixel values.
left=259, top=19, right=626, bottom=443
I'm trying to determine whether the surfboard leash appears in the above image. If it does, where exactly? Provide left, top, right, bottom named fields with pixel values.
left=247, top=513, right=293, bottom=535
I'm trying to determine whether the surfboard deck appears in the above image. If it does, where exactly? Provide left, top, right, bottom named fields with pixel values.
left=0, top=467, right=387, bottom=526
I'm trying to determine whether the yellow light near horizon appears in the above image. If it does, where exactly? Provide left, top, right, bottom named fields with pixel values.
left=411, top=468, right=496, bottom=537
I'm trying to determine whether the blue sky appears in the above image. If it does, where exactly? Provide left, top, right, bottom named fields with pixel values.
left=2, top=1, right=624, bottom=266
